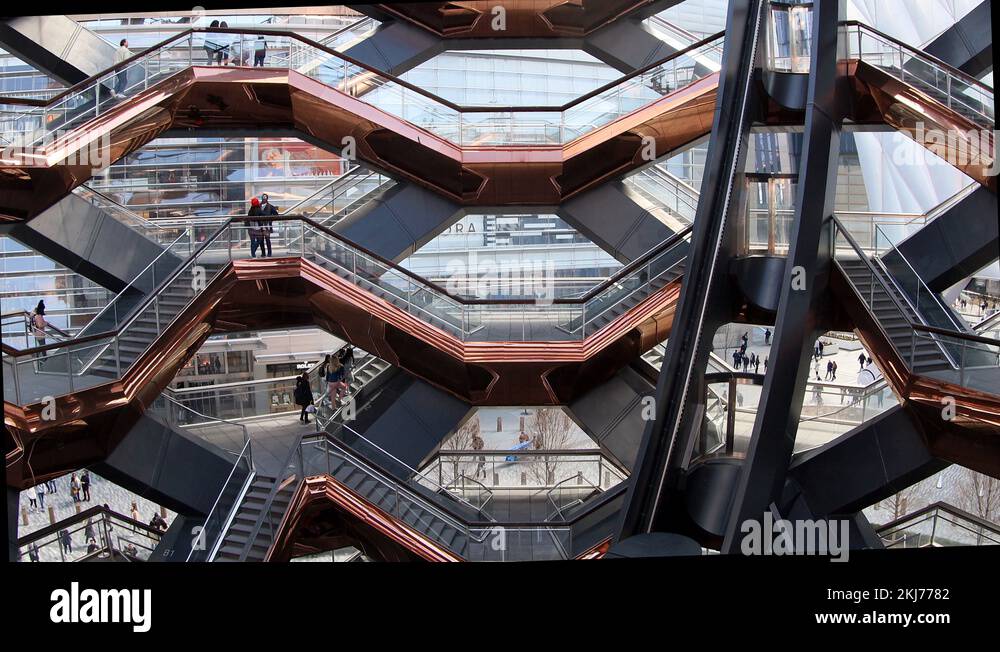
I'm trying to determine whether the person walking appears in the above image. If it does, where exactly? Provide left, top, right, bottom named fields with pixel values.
left=325, top=356, right=347, bottom=405
left=338, top=345, right=355, bottom=383
left=825, top=360, right=833, bottom=381
left=35, top=483, right=45, bottom=510
left=764, top=328, right=771, bottom=345
left=753, top=355, right=760, bottom=375
left=294, top=372, right=314, bottom=423
left=26, top=486, right=37, bottom=510
left=30, top=300, right=49, bottom=366
left=831, top=360, right=838, bottom=381
left=472, top=431, right=487, bottom=479
left=247, top=197, right=263, bottom=257
left=130, top=501, right=140, bottom=522
left=259, top=193, right=277, bottom=257
left=59, top=529, right=72, bottom=555
left=113, top=39, right=131, bottom=96
left=858, top=352, right=867, bottom=370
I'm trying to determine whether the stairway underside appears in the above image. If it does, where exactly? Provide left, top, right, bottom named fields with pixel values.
left=4, top=256, right=681, bottom=487
left=369, top=1, right=667, bottom=38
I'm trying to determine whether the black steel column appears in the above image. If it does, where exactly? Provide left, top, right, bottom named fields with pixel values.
left=617, top=0, right=765, bottom=540
left=720, top=0, right=845, bottom=553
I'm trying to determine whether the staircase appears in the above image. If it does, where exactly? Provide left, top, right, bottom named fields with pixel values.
left=88, top=262, right=225, bottom=378
left=215, top=475, right=295, bottom=562
left=838, top=259, right=952, bottom=373
left=569, top=260, right=686, bottom=334
left=324, top=451, right=470, bottom=557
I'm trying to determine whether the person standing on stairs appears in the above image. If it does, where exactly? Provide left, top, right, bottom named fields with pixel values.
left=248, top=197, right=263, bottom=257
left=295, top=372, right=314, bottom=423
left=259, top=193, right=277, bottom=257
left=30, top=301, right=50, bottom=367
left=326, top=356, right=347, bottom=406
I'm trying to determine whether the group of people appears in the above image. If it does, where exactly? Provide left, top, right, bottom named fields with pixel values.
left=203, top=21, right=270, bottom=67
left=247, top=193, right=279, bottom=257
left=69, top=471, right=92, bottom=503
left=731, top=331, right=767, bottom=375
left=294, top=345, right=357, bottom=424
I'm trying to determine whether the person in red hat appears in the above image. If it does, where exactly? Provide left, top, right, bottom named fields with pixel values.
left=248, top=197, right=263, bottom=257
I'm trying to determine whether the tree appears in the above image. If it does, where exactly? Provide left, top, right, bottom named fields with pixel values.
left=441, top=416, right=481, bottom=485
left=525, top=408, right=573, bottom=485
left=959, top=471, right=1000, bottom=524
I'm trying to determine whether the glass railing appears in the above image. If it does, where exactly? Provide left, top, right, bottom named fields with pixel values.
left=2, top=217, right=690, bottom=406
left=73, top=184, right=187, bottom=248
left=423, top=450, right=627, bottom=493
left=17, top=506, right=164, bottom=562
left=877, top=502, right=1000, bottom=548
left=294, top=427, right=574, bottom=560
left=698, top=373, right=899, bottom=459
left=831, top=215, right=1000, bottom=384
left=0, top=27, right=725, bottom=150
left=842, top=22, right=994, bottom=128
left=874, top=223, right=968, bottom=335
left=188, top=434, right=254, bottom=562
left=624, top=165, right=700, bottom=225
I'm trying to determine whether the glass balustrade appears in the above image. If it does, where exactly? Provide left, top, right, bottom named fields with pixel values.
left=878, top=504, right=1000, bottom=548
left=0, top=28, right=725, bottom=151
left=2, top=217, right=691, bottom=406
left=17, top=508, right=164, bottom=562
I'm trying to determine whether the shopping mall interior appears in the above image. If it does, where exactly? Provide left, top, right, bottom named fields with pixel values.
left=2, top=1, right=998, bottom=563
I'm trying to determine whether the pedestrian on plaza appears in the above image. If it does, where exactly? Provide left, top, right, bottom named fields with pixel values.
left=28, top=542, right=40, bottom=562
left=59, top=529, right=72, bottom=554
left=87, top=538, right=99, bottom=555
left=294, top=372, right=314, bottom=424
left=825, top=360, right=834, bottom=381
left=84, top=518, right=96, bottom=543
left=113, top=39, right=131, bottom=96
left=35, top=483, right=45, bottom=510
left=831, top=360, right=837, bottom=381
left=247, top=197, right=264, bottom=257
left=858, top=352, right=867, bottom=370
left=764, top=356, right=768, bottom=373
left=70, top=473, right=81, bottom=503
left=742, top=355, right=749, bottom=372
left=46, top=478, right=57, bottom=493
left=866, top=356, right=873, bottom=367
left=764, top=328, right=771, bottom=345
left=81, top=470, right=91, bottom=501
left=130, top=501, right=140, bottom=522
left=26, top=486, right=37, bottom=510
left=472, top=431, right=487, bottom=479
left=753, top=355, right=760, bottom=374
left=149, top=513, right=168, bottom=532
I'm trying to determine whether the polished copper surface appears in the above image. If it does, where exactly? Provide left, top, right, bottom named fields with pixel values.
left=4, top=255, right=680, bottom=488
left=373, top=1, right=659, bottom=38
left=268, top=475, right=463, bottom=562
left=847, top=60, right=996, bottom=191
left=0, top=66, right=719, bottom=220
left=830, top=267, right=1000, bottom=477
left=575, top=535, right=612, bottom=559
left=4, top=55, right=991, bottom=222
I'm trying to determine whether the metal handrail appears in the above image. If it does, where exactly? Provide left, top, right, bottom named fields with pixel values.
left=872, top=222, right=967, bottom=335
left=0, top=25, right=726, bottom=116
left=187, top=434, right=254, bottom=562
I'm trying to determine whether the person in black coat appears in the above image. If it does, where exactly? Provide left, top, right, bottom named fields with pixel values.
left=294, top=372, right=314, bottom=423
